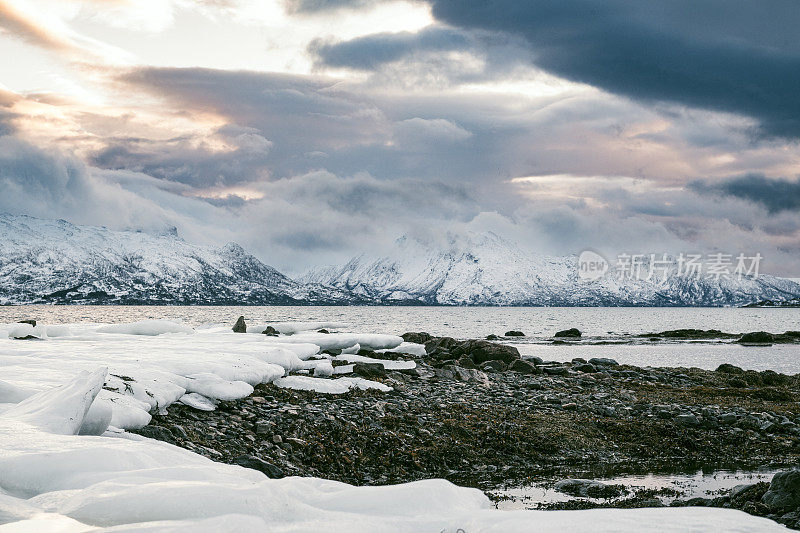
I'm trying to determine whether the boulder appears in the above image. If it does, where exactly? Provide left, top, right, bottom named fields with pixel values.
left=504, top=330, right=525, bottom=337
left=574, top=363, right=597, bottom=373
left=763, top=469, right=800, bottom=511
left=424, top=337, right=461, bottom=357
left=480, top=360, right=508, bottom=373
left=486, top=334, right=500, bottom=340
left=232, top=316, right=247, bottom=333
left=262, top=326, right=279, bottom=336
left=317, top=329, right=330, bottom=334
left=508, top=359, right=538, bottom=374
left=451, top=339, right=520, bottom=364
left=17, top=319, right=36, bottom=327
left=402, top=332, right=433, bottom=344
left=353, top=362, right=387, bottom=379
left=716, top=363, right=744, bottom=374
left=554, top=328, right=581, bottom=338
left=739, top=331, right=774, bottom=344
left=589, top=357, right=619, bottom=367
left=234, top=455, right=284, bottom=478
left=543, top=365, right=568, bottom=376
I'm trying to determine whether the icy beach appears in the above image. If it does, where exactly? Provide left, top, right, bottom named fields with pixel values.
left=0, top=319, right=792, bottom=531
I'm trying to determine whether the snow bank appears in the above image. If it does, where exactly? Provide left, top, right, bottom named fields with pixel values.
left=274, top=375, right=392, bottom=394
left=267, top=333, right=403, bottom=351
left=377, top=342, right=426, bottom=357
left=334, top=353, right=417, bottom=370
left=0, top=335, right=790, bottom=532
left=246, top=321, right=346, bottom=335
left=97, top=320, right=194, bottom=336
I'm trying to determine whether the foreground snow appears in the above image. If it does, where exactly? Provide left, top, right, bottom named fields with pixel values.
left=0, top=320, right=789, bottom=532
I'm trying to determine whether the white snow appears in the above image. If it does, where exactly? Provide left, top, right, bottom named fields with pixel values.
left=274, top=375, right=392, bottom=394
left=267, top=333, right=403, bottom=351
left=96, top=319, right=194, bottom=336
left=246, top=321, right=346, bottom=335
left=378, top=342, right=427, bottom=357
left=0, top=322, right=790, bottom=532
left=334, top=354, right=417, bottom=370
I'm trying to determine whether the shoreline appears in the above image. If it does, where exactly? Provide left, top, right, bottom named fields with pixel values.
left=134, top=333, right=800, bottom=528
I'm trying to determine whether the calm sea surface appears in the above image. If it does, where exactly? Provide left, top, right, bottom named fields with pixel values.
left=2, top=305, right=800, bottom=372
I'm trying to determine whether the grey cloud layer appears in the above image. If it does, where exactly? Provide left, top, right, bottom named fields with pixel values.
left=429, top=0, right=800, bottom=138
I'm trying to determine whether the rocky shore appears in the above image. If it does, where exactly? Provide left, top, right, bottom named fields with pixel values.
left=135, top=331, right=800, bottom=529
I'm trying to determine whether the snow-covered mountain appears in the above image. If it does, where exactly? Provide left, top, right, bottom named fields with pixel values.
left=301, top=233, right=800, bottom=306
left=0, top=215, right=350, bottom=305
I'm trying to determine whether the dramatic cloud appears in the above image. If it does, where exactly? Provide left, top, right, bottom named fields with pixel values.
left=430, top=0, right=800, bottom=138
left=691, top=174, right=800, bottom=214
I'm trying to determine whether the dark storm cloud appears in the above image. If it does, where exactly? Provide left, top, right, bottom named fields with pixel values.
left=430, top=0, right=800, bottom=138
left=691, top=174, right=800, bottom=213
left=310, top=27, right=471, bottom=70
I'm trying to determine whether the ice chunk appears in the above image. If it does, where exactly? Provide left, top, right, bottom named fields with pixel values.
left=334, top=354, right=416, bottom=370
left=97, top=320, right=194, bottom=336
left=2, top=369, right=107, bottom=435
left=267, top=333, right=402, bottom=351
left=341, top=343, right=360, bottom=354
left=274, top=376, right=392, bottom=394
left=179, top=393, right=218, bottom=411
left=377, top=342, right=426, bottom=357
left=313, top=361, right=334, bottom=378
left=184, top=374, right=253, bottom=401
left=78, top=400, right=113, bottom=436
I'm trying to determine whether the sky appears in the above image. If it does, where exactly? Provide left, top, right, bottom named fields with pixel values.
left=0, top=0, right=798, bottom=276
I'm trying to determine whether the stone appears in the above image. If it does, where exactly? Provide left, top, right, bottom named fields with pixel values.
left=232, top=316, right=247, bottom=333
left=402, top=332, right=433, bottom=344
left=451, top=340, right=520, bottom=364
left=480, top=360, right=508, bottom=373
left=763, top=469, right=800, bottom=511
left=234, top=455, right=284, bottom=478
left=574, top=363, right=597, bottom=373
left=543, top=365, right=568, bottom=376
left=353, top=362, right=387, bottom=379
left=17, top=319, right=36, bottom=327
left=317, top=329, right=330, bottom=334
left=508, top=359, right=538, bottom=374
left=424, top=337, right=461, bottom=357
left=675, top=413, right=700, bottom=426
left=137, top=425, right=175, bottom=442
left=589, top=357, right=619, bottom=367
left=486, top=334, right=500, bottom=340
left=739, top=331, right=774, bottom=345
left=504, top=330, right=525, bottom=337
left=554, top=328, right=581, bottom=338
left=716, top=363, right=744, bottom=374
left=262, top=326, right=279, bottom=336
left=553, top=479, right=622, bottom=498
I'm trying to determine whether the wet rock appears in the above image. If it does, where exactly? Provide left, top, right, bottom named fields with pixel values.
left=508, top=360, right=538, bottom=374
left=763, top=469, right=800, bottom=511
left=353, top=362, right=387, bottom=379
left=675, top=413, right=700, bottom=426
left=716, top=363, right=744, bottom=374
left=504, top=330, right=525, bottom=337
left=574, top=363, right=597, bottom=373
left=554, top=328, right=581, bottom=338
left=456, top=356, right=477, bottom=369
left=262, top=326, right=280, bottom=336
left=402, top=332, right=433, bottom=344
left=17, top=319, right=36, bottom=327
left=480, top=360, right=508, bottom=373
left=543, top=365, right=568, bottom=376
left=232, top=316, right=247, bottom=333
left=234, top=455, right=284, bottom=478
left=739, top=331, right=774, bottom=345
left=486, top=334, right=500, bottom=340
left=589, top=357, right=619, bottom=367
left=451, top=340, right=520, bottom=364
left=424, top=337, right=460, bottom=357
left=137, top=425, right=175, bottom=442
